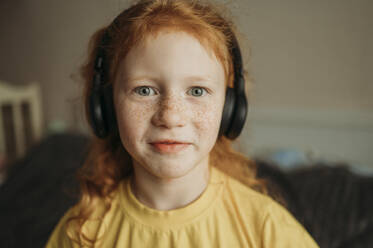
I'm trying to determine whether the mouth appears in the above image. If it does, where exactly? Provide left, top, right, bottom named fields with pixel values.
left=149, top=140, right=191, bottom=154
left=151, top=139, right=189, bottom=144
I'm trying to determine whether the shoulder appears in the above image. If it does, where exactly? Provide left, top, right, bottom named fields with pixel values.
left=260, top=200, right=319, bottom=247
left=221, top=170, right=319, bottom=247
left=222, top=169, right=275, bottom=213
left=45, top=186, right=124, bottom=248
left=45, top=206, right=79, bottom=248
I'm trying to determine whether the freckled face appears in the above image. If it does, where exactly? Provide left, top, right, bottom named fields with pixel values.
left=113, top=31, right=226, bottom=179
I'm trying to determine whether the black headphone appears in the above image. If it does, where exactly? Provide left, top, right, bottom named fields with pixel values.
left=88, top=25, right=248, bottom=140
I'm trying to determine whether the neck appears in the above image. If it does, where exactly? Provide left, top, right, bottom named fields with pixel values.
left=130, top=159, right=210, bottom=211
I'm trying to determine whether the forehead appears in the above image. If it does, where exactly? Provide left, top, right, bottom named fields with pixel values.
left=118, top=31, right=225, bottom=81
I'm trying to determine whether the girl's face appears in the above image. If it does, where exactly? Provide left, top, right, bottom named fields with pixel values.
left=113, top=31, right=226, bottom=179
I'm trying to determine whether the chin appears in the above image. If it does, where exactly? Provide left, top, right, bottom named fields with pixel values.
left=149, top=162, right=198, bottom=180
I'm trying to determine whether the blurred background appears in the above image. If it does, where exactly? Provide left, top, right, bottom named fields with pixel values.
left=1, top=0, right=372, bottom=173
left=0, top=1, right=372, bottom=247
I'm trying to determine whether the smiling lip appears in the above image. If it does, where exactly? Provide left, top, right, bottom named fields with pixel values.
left=149, top=140, right=191, bottom=154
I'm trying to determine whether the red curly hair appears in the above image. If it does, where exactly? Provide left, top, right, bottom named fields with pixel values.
left=68, top=0, right=267, bottom=245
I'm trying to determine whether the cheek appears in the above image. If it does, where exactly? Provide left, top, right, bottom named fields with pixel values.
left=116, top=100, right=155, bottom=140
left=193, top=100, right=223, bottom=136
left=124, top=102, right=153, bottom=124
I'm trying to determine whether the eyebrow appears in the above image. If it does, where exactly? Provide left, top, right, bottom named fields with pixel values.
left=184, top=75, right=213, bottom=83
left=124, top=75, right=213, bottom=84
left=124, top=76, right=158, bottom=84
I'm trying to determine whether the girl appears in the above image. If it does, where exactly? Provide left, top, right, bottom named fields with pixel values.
left=46, top=0, right=319, bottom=247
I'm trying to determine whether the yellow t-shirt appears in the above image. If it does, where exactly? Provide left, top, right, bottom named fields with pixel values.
left=46, top=166, right=319, bottom=247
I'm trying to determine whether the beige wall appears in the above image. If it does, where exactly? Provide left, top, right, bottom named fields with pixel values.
left=0, top=0, right=124, bottom=131
left=0, top=0, right=372, bottom=166
left=230, top=0, right=373, bottom=168
left=236, top=0, right=372, bottom=110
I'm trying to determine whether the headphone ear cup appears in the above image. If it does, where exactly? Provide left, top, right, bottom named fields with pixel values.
left=89, top=89, right=109, bottom=138
left=225, top=94, right=248, bottom=139
left=219, top=88, right=235, bottom=137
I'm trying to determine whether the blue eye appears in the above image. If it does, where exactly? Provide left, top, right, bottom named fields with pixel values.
left=134, top=86, right=156, bottom=96
left=188, top=87, right=207, bottom=97
left=134, top=86, right=207, bottom=97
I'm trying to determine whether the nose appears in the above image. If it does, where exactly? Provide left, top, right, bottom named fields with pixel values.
left=151, top=94, right=188, bottom=129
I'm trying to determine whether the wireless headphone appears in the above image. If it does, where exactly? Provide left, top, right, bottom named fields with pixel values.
left=88, top=22, right=248, bottom=140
